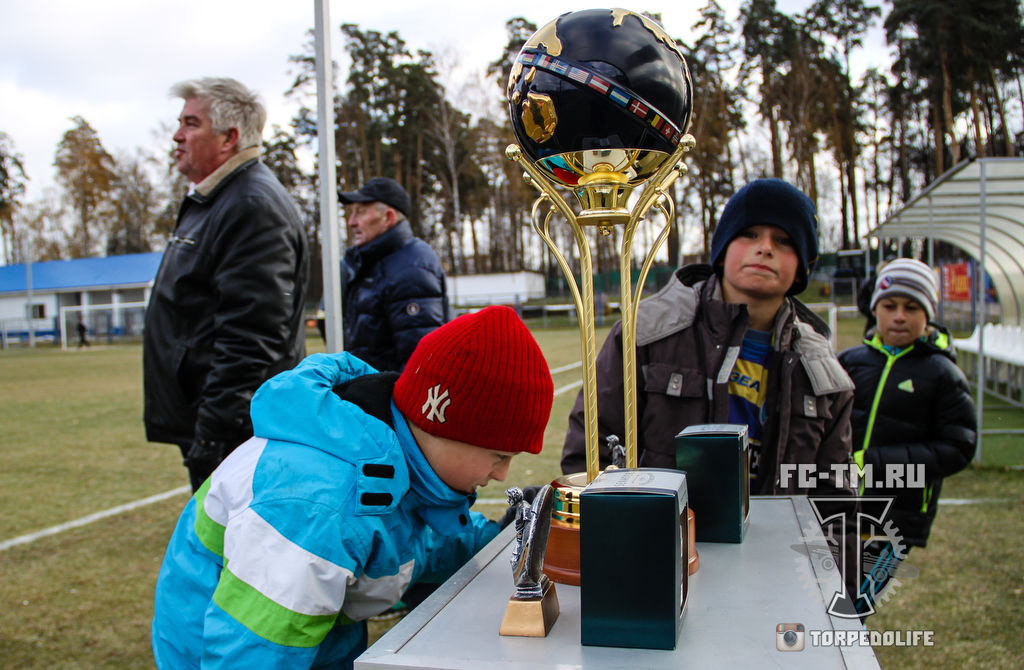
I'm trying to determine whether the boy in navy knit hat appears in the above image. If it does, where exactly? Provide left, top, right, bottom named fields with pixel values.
left=564, top=178, right=854, bottom=491
left=562, top=177, right=859, bottom=598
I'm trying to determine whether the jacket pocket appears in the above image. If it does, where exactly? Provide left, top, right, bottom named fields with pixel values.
left=644, top=363, right=705, bottom=398
left=174, top=343, right=202, bottom=408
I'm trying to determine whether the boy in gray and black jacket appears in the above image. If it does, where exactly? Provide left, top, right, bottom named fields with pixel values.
left=562, top=178, right=855, bottom=501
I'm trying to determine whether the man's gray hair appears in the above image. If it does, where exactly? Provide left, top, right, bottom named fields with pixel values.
left=170, top=77, right=267, bottom=151
left=374, top=201, right=407, bottom=224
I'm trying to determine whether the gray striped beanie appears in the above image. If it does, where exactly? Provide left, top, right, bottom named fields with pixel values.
left=871, top=258, right=939, bottom=321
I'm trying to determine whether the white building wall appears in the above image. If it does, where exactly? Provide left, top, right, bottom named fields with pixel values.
left=0, top=292, right=59, bottom=321
left=445, top=272, right=546, bottom=307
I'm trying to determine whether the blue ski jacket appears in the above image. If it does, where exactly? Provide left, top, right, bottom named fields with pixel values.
left=152, top=352, right=500, bottom=669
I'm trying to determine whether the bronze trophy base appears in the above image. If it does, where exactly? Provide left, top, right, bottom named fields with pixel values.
left=542, top=473, right=585, bottom=586
left=543, top=473, right=701, bottom=586
left=544, top=521, right=581, bottom=586
left=499, top=580, right=560, bottom=637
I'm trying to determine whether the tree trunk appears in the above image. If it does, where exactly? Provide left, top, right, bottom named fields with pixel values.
left=846, top=150, right=859, bottom=248
left=989, top=64, right=1013, bottom=156
left=808, top=151, right=818, bottom=207
left=969, top=68, right=985, bottom=158
left=873, top=135, right=881, bottom=228
left=415, top=134, right=423, bottom=238
left=762, top=67, right=784, bottom=179
left=932, top=102, right=945, bottom=180
left=838, top=158, right=849, bottom=249
left=940, top=48, right=960, bottom=165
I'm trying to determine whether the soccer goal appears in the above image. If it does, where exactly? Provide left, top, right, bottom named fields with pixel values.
left=59, top=302, right=148, bottom=350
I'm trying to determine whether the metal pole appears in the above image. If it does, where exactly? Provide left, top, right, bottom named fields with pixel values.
left=975, top=161, right=987, bottom=465
left=60, top=306, right=69, bottom=351
left=927, top=195, right=934, bottom=266
left=315, top=0, right=344, bottom=353
left=938, top=262, right=945, bottom=325
left=24, top=238, right=34, bottom=348
left=898, top=215, right=903, bottom=257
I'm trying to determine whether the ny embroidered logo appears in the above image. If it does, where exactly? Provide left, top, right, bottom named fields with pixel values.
left=421, top=385, right=451, bottom=423
left=898, top=379, right=915, bottom=393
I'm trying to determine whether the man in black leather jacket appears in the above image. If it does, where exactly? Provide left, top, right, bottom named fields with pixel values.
left=339, top=178, right=447, bottom=372
left=144, top=77, right=309, bottom=492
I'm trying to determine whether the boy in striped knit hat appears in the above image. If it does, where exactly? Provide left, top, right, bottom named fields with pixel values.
left=839, top=258, right=976, bottom=614
left=152, top=306, right=553, bottom=670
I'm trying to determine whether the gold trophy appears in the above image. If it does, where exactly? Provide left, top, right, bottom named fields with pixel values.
left=504, top=8, right=696, bottom=586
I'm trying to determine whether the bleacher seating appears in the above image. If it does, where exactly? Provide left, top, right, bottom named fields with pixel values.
left=954, top=324, right=1024, bottom=405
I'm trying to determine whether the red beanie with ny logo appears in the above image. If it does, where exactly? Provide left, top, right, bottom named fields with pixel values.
left=393, top=305, right=553, bottom=454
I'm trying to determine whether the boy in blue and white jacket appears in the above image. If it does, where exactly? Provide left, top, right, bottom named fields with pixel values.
left=152, top=306, right=553, bottom=669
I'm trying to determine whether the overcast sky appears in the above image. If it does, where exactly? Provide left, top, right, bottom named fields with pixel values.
left=1, top=0, right=888, bottom=202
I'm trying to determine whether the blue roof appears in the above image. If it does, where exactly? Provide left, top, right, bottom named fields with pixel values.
left=0, top=252, right=164, bottom=295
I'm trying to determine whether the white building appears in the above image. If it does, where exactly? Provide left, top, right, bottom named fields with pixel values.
left=445, top=271, right=545, bottom=307
left=0, top=252, right=162, bottom=344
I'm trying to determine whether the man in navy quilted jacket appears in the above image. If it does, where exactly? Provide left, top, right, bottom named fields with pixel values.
left=340, top=178, right=448, bottom=371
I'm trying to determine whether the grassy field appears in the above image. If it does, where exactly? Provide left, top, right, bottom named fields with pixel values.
left=0, top=319, right=1021, bottom=668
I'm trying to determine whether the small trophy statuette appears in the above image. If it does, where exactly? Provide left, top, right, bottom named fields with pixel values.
left=606, top=435, right=626, bottom=470
left=499, top=485, right=560, bottom=637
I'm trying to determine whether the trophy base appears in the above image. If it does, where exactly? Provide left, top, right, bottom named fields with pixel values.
left=499, top=581, right=560, bottom=637
left=542, top=522, right=581, bottom=586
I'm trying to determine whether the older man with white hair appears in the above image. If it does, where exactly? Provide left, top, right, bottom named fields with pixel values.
left=144, top=77, right=309, bottom=492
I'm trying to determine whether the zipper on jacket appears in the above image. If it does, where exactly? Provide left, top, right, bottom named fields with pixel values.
left=169, top=235, right=196, bottom=246
left=853, top=335, right=915, bottom=494
left=920, top=483, right=933, bottom=513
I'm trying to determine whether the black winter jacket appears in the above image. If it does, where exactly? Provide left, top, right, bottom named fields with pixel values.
left=342, top=220, right=447, bottom=372
left=838, top=326, right=977, bottom=547
left=144, top=150, right=309, bottom=447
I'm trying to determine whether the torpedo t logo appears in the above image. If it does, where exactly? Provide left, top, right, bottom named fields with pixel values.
left=422, top=385, right=451, bottom=423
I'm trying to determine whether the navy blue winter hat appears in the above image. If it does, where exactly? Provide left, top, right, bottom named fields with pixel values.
left=710, top=178, right=819, bottom=296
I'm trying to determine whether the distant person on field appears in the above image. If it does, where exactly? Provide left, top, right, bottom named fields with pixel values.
left=151, top=306, right=553, bottom=670
left=838, top=258, right=976, bottom=613
left=339, top=178, right=447, bottom=372
left=144, top=77, right=309, bottom=493
left=76, top=318, right=89, bottom=349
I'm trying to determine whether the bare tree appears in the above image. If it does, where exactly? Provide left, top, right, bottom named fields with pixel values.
left=54, top=116, right=115, bottom=258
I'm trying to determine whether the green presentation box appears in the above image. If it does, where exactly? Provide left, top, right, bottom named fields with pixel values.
left=579, top=468, right=689, bottom=651
left=675, top=424, right=750, bottom=543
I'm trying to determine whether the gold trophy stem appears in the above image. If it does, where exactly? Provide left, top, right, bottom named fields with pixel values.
left=505, top=136, right=694, bottom=480
left=618, top=144, right=689, bottom=468
left=511, top=150, right=600, bottom=483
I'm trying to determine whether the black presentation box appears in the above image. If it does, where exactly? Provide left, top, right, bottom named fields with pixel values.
left=579, top=468, right=689, bottom=650
left=675, top=424, right=750, bottom=543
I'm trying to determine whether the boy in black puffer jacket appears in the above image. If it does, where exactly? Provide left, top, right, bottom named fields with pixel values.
left=838, top=258, right=976, bottom=614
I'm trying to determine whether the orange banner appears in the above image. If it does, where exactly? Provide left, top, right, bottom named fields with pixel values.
left=942, top=263, right=971, bottom=301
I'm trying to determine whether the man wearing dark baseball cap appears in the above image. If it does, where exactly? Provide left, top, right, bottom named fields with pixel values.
left=338, top=177, right=448, bottom=371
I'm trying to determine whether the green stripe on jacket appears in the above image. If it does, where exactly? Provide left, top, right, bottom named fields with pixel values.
left=193, top=477, right=226, bottom=557
left=213, top=566, right=341, bottom=648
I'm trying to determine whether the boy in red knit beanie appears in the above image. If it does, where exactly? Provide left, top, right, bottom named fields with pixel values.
left=153, top=306, right=553, bottom=670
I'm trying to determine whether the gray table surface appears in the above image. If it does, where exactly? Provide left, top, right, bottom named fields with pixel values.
left=357, top=496, right=881, bottom=670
